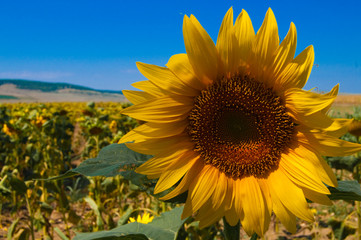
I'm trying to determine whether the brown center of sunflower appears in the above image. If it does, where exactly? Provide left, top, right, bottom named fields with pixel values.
left=188, top=75, right=295, bottom=179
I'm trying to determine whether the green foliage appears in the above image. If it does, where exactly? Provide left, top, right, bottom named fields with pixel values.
left=74, top=207, right=186, bottom=240
left=0, top=102, right=143, bottom=240
left=328, top=181, right=361, bottom=201
left=327, top=156, right=361, bottom=172
left=70, top=143, right=151, bottom=178
left=223, top=217, right=240, bottom=240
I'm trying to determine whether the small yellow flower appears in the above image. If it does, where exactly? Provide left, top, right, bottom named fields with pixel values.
left=32, top=115, right=47, bottom=127
left=2, top=124, right=13, bottom=136
left=27, top=189, right=33, bottom=199
left=310, top=208, right=317, bottom=214
left=36, top=116, right=46, bottom=126
left=76, top=116, right=86, bottom=122
left=109, top=120, right=118, bottom=132
left=128, top=212, right=154, bottom=224
left=0, top=225, right=7, bottom=231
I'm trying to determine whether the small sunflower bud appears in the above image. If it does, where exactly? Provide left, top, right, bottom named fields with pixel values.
left=348, top=120, right=361, bottom=137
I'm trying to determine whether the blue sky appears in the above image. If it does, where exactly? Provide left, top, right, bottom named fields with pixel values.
left=0, top=0, right=360, bottom=93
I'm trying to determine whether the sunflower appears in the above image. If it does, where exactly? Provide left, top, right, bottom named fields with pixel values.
left=120, top=8, right=361, bottom=236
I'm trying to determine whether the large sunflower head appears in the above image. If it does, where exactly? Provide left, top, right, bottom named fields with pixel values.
left=120, top=7, right=361, bottom=236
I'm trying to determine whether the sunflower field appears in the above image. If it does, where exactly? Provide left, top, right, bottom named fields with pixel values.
left=0, top=101, right=360, bottom=240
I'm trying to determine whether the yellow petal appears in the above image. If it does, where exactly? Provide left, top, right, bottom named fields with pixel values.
left=280, top=151, right=330, bottom=194
left=123, top=90, right=155, bottom=104
left=126, top=135, right=191, bottom=155
left=234, top=9, right=255, bottom=65
left=258, top=179, right=273, bottom=216
left=154, top=152, right=199, bottom=194
left=182, top=165, right=218, bottom=219
left=271, top=190, right=297, bottom=233
left=326, top=118, right=354, bottom=137
left=348, top=119, right=361, bottom=137
left=297, top=118, right=353, bottom=138
left=267, top=169, right=314, bottom=222
left=135, top=156, right=171, bottom=176
left=275, top=45, right=314, bottom=90
left=197, top=199, right=225, bottom=228
left=317, top=154, right=338, bottom=187
left=285, top=85, right=339, bottom=116
left=233, top=179, right=243, bottom=223
left=224, top=177, right=235, bottom=211
left=159, top=159, right=203, bottom=201
left=321, top=85, right=339, bottom=113
left=302, top=188, right=332, bottom=205
left=292, top=141, right=338, bottom=187
left=285, top=85, right=338, bottom=129
left=136, top=62, right=199, bottom=96
left=299, top=131, right=361, bottom=157
left=183, top=15, right=218, bottom=86
left=136, top=141, right=194, bottom=175
left=239, top=176, right=270, bottom=236
left=166, top=53, right=205, bottom=90
left=271, top=22, right=297, bottom=82
left=132, top=80, right=168, bottom=96
left=132, top=120, right=187, bottom=138
left=118, top=129, right=146, bottom=143
left=291, top=111, right=334, bottom=130
left=210, top=171, right=227, bottom=210
left=121, top=96, right=193, bottom=123
left=224, top=206, right=240, bottom=226
left=251, top=8, right=279, bottom=83
left=216, top=7, right=240, bottom=75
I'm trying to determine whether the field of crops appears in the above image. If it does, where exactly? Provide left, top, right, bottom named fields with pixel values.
left=1, top=102, right=361, bottom=240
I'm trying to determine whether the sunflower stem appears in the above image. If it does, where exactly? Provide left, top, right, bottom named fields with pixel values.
left=357, top=201, right=361, bottom=240
left=250, top=233, right=258, bottom=240
left=223, top=217, right=240, bottom=240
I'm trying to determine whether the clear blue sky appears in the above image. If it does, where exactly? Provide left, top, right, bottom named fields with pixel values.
left=0, top=0, right=360, bottom=93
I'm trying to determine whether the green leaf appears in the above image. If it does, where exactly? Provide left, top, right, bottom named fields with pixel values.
left=328, top=181, right=361, bottom=201
left=40, top=144, right=153, bottom=189
left=39, top=171, right=79, bottom=181
left=54, top=227, right=70, bottom=240
left=8, top=175, right=27, bottom=195
left=120, top=170, right=155, bottom=191
left=71, top=143, right=151, bottom=177
left=0, top=175, right=11, bottom=195
left=84, top=196, right=104, bottom=229
left=74, top=206, right=186, bottom=240
left=117, top=207, right=133, bottom=226
left=75, top=234, right=147, bottom=240
left=7, top=218, right=19, bottom=240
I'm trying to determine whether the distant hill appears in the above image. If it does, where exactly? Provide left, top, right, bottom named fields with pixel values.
left=0, top=79, right=126, bottom=103
left=0, top=79, right=123, bottom=94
